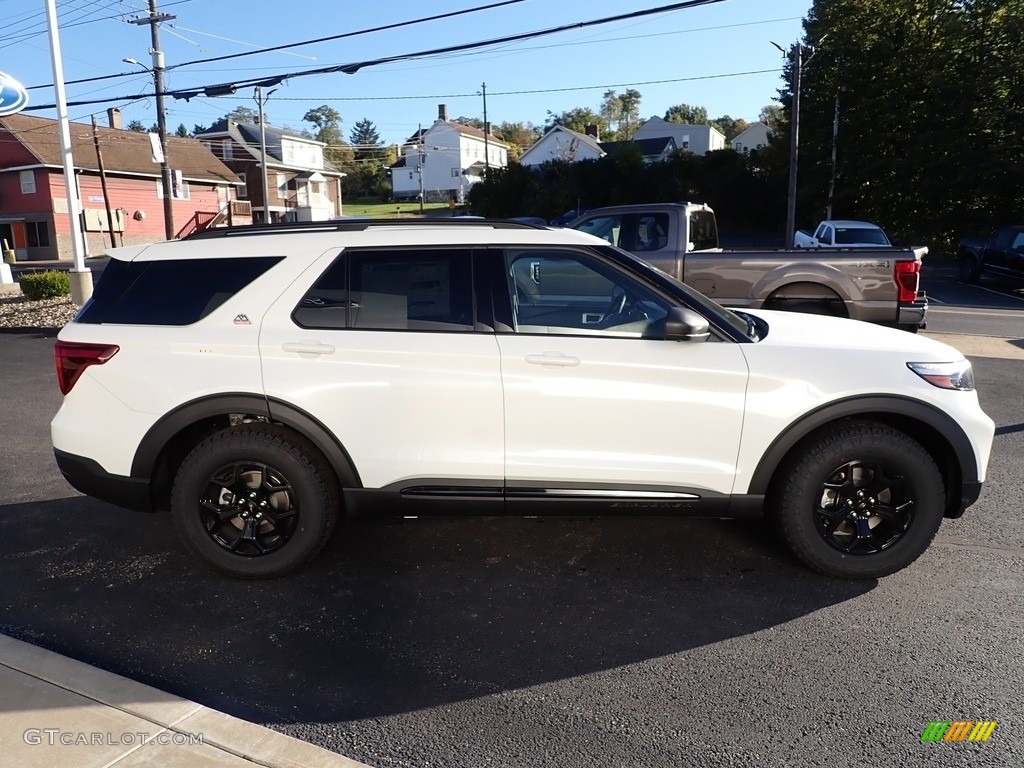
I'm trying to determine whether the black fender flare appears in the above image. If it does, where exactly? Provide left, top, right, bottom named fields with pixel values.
left=747, top=395, right=978, bottom=496
left=131, top=393, right=361, bottom=488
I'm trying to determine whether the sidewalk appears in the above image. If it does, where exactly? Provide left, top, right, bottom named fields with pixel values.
left=0, top=633, right=371, bottom=768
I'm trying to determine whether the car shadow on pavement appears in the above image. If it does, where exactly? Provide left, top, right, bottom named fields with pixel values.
left=0, top=495, right=873, bottom=725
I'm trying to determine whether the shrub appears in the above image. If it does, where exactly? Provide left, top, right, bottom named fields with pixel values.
left=20, top=270, right=71, bottom=300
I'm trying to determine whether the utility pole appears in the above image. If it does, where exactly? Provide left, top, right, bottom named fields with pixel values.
left=480, top=82, right=489, bottom=178
left=826, top=87, right=845, bottom=221
left=417, top=124, right=425, bottom=214
left=785, top=43, right=801, bottom=248
left=254, top=86, right=275, bottom=223
left=91, top=116, right=118, bottom=249
left=130, top=0, right=175, bottom=240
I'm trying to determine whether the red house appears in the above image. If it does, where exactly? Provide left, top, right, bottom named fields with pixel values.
left=0, top=113, right=244, bottom=262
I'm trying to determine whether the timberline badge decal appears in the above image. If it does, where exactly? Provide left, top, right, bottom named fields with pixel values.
left=233, top=313, right=251, bottom=325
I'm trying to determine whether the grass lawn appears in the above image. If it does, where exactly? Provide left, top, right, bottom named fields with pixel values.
left=342, top=198, right=451, bottom=218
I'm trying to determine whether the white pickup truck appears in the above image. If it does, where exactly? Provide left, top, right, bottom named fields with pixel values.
left=794, top=220, right=891, bottom=248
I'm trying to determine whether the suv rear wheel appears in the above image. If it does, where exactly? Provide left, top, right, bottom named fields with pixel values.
left=171, top=426, right=337, bottom=578
left=775, top=422, right=944, bottom=579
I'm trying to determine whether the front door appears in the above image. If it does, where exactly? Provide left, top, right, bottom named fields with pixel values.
left=494, top=247, right=749, bottom=499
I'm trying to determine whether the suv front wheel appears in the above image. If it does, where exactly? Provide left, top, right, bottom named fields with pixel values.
left=171, top=426, right=337, bottom=578
left=775, top=422, right=945, bottom=579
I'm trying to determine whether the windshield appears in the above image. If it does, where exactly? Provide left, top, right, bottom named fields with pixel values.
left=835, top=226, right=890, bottom=245
left=593, top=244, right=752, bottom=340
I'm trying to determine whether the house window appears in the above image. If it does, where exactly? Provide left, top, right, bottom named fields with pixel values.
left=156, top=178, right=191, bottom=200
left=451, top=167, right=461, bottom=177
left=221, top=140, right=232, bottom=160
left=20, top=170, right=36, bottom=194
left=276, top=173, right=287, bottom=196
left=409, top=172, right=414, bottom=180
left=26, top=221, right=50, bottom=248
left=237, top=174, right=248, bottom=198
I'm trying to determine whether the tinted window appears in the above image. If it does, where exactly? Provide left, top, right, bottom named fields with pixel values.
left=834, top=226, right=889, bottom=245
left=635, top=213, right=669, bottom=252
left=294, top=249, right=474, bottom=332
left=76, top=257, right=281, bottom=325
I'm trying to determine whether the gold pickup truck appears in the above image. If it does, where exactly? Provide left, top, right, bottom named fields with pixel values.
left=570, top=203, right=928, bottom=331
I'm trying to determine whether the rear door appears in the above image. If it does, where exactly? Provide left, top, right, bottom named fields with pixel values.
left=259, top=246, right=504, bottom=491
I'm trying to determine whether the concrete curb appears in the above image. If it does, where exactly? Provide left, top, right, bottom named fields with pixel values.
left=0, top=634, right=371, bottom=767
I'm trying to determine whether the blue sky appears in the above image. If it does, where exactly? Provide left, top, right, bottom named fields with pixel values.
left=3, top=0, right=812, bottom=146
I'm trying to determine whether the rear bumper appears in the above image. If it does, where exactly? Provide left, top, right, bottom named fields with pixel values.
left=54, top=449, right=153, bottom=512
left=897, top=291, right=928, bottom=328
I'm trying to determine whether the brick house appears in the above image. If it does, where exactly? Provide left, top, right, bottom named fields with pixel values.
left=0, top=112, right=243, bottom=261
left=195, top=120, right=346, bottom=223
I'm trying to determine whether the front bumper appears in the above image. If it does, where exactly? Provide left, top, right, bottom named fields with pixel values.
left=54, top=449, right=153, bottom=512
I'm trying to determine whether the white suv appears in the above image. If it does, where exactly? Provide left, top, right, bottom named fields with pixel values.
left=51, top=220, right=994, bottom=579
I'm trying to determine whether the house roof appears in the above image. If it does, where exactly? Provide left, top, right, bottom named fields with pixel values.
left=599, top=137, right=677, bottom=157
left=403, top=120, right=507, bottom=147
left=196, top=119, right=344, bottom=175
left=519, top=125, right=604, bottom=164
left=0, top=113, right=238, bottom=183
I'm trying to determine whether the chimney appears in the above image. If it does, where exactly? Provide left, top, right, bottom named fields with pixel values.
left=107, top=107, right=122, bottom=130
left=585, top=123, right=600, bottom=141
left=438, top=104, right=449, bottom=122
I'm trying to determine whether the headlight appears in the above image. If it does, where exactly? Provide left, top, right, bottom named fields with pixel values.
left=907, top=361, right=974, bottom=391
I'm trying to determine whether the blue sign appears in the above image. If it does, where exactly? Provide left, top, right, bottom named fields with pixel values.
left=0, top=71, right=29, bottom=117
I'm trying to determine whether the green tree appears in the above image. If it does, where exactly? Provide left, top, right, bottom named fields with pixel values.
left=349, top=118, right=384, bottom=159
left=226, top=106, right=259, bottom=123
left=543, top=107, right=608, bottom=137
left=175, top=123, right=189, bottom=137
left=303, top=105, right=351, bottom=166
left=494, top=121, right=542, bottom=161
left=792, top=0, right=1023, bottom=243
left=127, top=119, right=146, bottom=132
left=711, top=115, right=748, bottom=142
left=664, top=104, right=708, bottom=125
left=758, top=104, right=784, bottom=133
left=600, top=88, right=642, bottom=139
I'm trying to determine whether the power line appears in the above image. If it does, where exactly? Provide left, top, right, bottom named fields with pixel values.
left=25, top=0, right=728, bottom=111
left=25, top=0, right=525, bottom=90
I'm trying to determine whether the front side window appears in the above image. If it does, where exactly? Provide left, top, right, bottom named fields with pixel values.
left=504, top=249, right=669, bottom=338
left=294, top=249, right=474, bottom=332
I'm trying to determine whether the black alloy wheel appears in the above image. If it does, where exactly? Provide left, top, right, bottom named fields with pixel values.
left=171, top=426, right=336, bottom=578
left=774, top=421, right=945, bottom=579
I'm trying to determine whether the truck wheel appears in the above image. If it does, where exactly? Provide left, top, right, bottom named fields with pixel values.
left=773, top=422, right=944, bottom=579
left=958, top=253, right=982, bottom=283
left=171, top=426, right=337, bottom=578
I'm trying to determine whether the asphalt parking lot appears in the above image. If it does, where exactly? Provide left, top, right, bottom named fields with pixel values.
left=1, top=265, right=1022, bottom=768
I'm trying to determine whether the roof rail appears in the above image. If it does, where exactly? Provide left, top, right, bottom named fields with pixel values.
left=182, top=217, right=541, bottom=240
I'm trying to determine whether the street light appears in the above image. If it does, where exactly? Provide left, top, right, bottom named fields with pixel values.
left=123, top=55, right=174, bottom=239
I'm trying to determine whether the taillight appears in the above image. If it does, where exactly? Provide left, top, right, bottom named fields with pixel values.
left=894, top=260, right=920, bottom=304
left=54, top=341, right=119, bottom=395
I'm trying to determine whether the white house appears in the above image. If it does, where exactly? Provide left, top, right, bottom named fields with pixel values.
left=731, top=121, right=772, bottom=153
left=631, top=116, right=726, bottom=155
left=518, top=125, right=605, bottom=167
left=390, top=105, right=508, bottom=201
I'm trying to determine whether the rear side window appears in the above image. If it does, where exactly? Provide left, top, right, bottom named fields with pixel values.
left=76, top=256, right=281, bottom=325
left=293, top=248, right=474, bottom=332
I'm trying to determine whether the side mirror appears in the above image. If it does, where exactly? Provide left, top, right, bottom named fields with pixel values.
left=663, top=306, right=710, bottom=342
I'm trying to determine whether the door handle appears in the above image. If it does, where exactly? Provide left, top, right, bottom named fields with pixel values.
left=524, top=352, right=580, bottom=367
left=282, top=340, right=335, bottom=355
